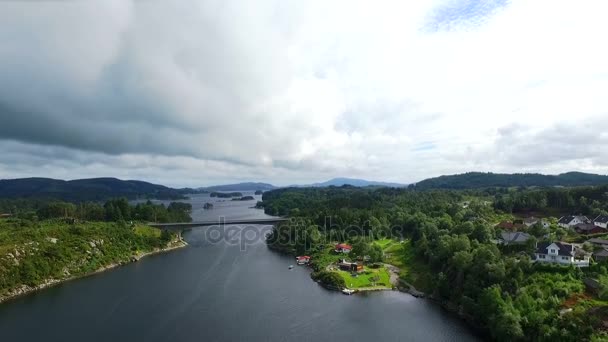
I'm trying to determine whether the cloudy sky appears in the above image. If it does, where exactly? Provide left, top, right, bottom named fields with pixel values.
left=1, top=0, right=607, bottom=187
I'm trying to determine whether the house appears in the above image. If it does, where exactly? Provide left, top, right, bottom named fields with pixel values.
left=584, top=278, right=602, bottom=295
left=0, top=213, right=11, bottom=219
left=524, top=217, right=550, bottom=228
left=574, top=223, right=607, bottom=235
left=296, top=256, right=311, bottom=265
left=495, top=221, right=524, bottom=231
left=535, top=242, right=590, bottom=267
left=587, top=238, right=608, bottom=248
left=335, top=243, right=352, bottom=253
left=594, top=249, right=608, bottom=262
left=337, top=260, right=363, bottom=272
left=497, top=232, right=532, bottom=245
left=594, top=215, right=608, bottom=229
left=557, top=215, right=589, bottom=228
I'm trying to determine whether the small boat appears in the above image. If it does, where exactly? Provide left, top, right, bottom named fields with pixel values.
left=342, top=289, right=355, bottom=295
left=289, top=265, right=294, bottom=269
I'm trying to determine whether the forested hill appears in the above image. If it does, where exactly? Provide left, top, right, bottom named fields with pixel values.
left=0, top=177, right=185, bottom=202
left=413, top=172, right=608, bottom=190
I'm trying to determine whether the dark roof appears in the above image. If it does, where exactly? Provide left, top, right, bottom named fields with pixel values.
left=594, top=215, right=608, bottom=224
left=588, top=238, right=608, bottom=245
left=584, top=278, right=601, bottom=290
left=500, top=232, right=531, bottom=244
left=536, top=242, right=574, bottom=256
left=574, top=223, right=598, bottom=231
left=594, top=249, right=608, bottom=257
left=558, top=216, right=575, bottom=224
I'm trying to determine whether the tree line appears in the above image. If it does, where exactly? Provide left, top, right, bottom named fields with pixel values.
left=262, top=186, right=608, bottom=341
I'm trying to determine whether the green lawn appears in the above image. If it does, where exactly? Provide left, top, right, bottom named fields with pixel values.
left=338, top=267, right=391, bottom=289
left=380, top=239, right=434, bottom=292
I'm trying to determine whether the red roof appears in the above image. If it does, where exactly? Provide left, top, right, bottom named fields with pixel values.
left=297, top=256, right=311, bottom=260
left=335, top=243, right=352, bottom=250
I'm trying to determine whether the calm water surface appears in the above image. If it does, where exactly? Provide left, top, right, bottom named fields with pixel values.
left=0, top=193, right=480, bottom=341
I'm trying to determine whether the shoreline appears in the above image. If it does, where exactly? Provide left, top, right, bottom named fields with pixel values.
left=0, top=240, right=188, bottom=305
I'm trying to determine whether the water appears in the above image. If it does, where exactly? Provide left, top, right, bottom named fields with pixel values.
left=0, top=193, right=480, bottom=341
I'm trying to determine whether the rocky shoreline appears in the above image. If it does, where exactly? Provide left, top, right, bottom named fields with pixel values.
left=0, top=240, right=188, bottom=304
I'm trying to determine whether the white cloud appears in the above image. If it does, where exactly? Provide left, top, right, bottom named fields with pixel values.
left=0, top=0, right=607, bottom=186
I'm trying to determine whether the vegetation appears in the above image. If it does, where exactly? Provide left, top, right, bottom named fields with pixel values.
left=263, top=185, right=608, bottom=341
left=413, top=171, right=608, bottom=190
left=0, top=197, right=192, bottom=300
left=210, top=192, right=243, bottom=198
left=0, top=177, right=186, bottom=202
left=1, top=198, right=192, bottom=224
left=0, top=218, right=180, bottom=298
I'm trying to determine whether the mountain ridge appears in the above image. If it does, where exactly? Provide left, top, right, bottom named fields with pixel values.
left=412, top=171, right=608, bottom=190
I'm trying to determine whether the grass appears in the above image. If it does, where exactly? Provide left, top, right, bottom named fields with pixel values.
left=338, top=267, right=391, bottom=289
left=379, top=238, right=434, bottom=292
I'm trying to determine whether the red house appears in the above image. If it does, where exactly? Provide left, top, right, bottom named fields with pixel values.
left=335, top=243, right=352, bottom=253
left=296, top=256, right=311, bottom=265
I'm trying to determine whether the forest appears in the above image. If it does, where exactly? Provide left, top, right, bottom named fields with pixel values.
left=262, top=185, right=608, bottom=341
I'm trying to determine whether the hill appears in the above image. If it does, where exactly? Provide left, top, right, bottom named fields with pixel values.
left=0, top=177, right=185, bottom=202
left=412, top=172, right=608, bottom=190
left=202, top=182, right=277, bottom=191
left=306, top=177, right=407, bottom=188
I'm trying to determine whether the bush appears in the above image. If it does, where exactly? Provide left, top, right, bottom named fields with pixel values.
left=311, top=270, right=346, bottom=289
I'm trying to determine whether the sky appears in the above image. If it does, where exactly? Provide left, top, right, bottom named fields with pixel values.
left=0, top=0, right=607, bottom=187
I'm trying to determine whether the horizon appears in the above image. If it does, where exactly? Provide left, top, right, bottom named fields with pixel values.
left=1, top=170, right=607, bottom=188
left=1, top=1, right=607, bottom=187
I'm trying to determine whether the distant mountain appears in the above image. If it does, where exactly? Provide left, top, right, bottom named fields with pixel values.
left=413, top=172, right=608, bottom=190
left=202, top=182, right=277, bottom=192
left=0, top=177, right=185, bottom=202
left=302, top=177, right=407, bottom=188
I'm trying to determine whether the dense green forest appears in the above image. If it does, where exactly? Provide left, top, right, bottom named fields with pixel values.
left=0, top=177, right=187, bottom=202
left=262, top=186, right=608, bottom=341
left=413, top=172, right=608, bottom=190
left=0, top=198, right=192, bottom=223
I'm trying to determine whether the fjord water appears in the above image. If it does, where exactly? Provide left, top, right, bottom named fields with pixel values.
left=0, top=193, right=479, bottom=341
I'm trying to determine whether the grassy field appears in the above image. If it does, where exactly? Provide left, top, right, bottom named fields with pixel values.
left=338, top=267, right=391, bottom=289
left=376, top=238, right=434, bottom=292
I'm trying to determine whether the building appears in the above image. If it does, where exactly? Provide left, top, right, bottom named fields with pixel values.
left=535, top=242, right=590, bottom=267
left=593, top=215, right=608, bottom=229
left=587, top=238, right=608, bottom=248
left=337, top=260, right=363, bottom=272
left=523, top=217, right=550, bottom=228
left=574, top=223, right=607, bottom=235
left=335, top=243, right=352, bottom=253
left=594, top=249, right=608, bottom=262
left=296, top=256, right=311, bottom=265
left=497, top=232, right=532, bottom=245
left=0, top=213, right=12, bottom=219
left=557, top=215, right=589, bottom=229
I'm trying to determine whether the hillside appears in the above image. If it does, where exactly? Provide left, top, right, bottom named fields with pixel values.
left=413, top=172, right=608, bottom=190
left=304, top=177, right=407, bottom=188
left=0, top=177, right=185, bottom=202
left=202, top=182, right=276, bottom=191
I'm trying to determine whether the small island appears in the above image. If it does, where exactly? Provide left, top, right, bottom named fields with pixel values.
left=210, top=192, right=242, bottom=198
left=255, top=190, right=263, bottom=195
left=203, top=202, right=214, bottom=209
left=231, top=196, right=255, bottom=201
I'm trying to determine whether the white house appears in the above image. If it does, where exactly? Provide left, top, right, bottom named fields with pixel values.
left=557, top=215, right=589, bottom=229
left=535, top=242, right=590, bottom=267
left=593, top=215, right=608, bottom=229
